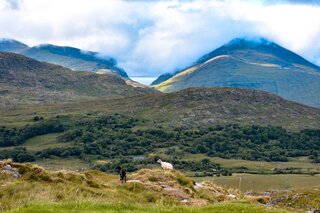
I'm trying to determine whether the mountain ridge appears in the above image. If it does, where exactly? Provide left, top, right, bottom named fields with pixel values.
left=0, top=38, right=128, bottom=77
left=0, top=52, right=156, bottom=104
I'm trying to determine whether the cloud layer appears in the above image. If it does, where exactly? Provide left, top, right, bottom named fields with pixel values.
left=1, top=0, right=320, bottom=76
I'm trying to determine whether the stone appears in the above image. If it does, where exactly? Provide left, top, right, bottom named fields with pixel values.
left=3, top=165, right=12, bottom=170
left=194, top=182, right=204, bottom=189
left=12, top=172, right=21, bottom=178
left=181, top=199, right=190, bottom=203
left=261, top=192, right=271, bottom=196
left=127, top=180, right=142, bottom=183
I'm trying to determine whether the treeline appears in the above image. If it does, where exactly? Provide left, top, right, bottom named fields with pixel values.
left=54, top=119, right=319, bottom=163
left=0, top=147, right=35, bottom=162
left=0, top=115, right=319, bottom=166
left=0, top=120, right=64, bottom=147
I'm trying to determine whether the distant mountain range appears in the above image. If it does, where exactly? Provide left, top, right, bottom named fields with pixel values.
left=0, top=52, right=156, bottom=104
left=0, top=51, right=319, bottom=130
left=0, top=39, right=128, bottom=77
left=153, top=37, right=320, bottom=107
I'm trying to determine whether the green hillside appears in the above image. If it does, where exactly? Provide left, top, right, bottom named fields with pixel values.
left=0, top=52, right=157, bottom=104
left=2, top=87, right=320, bottom=130
left=1, top=110, right=319, bottom=175
left=154, top=38, right=320, bottom=107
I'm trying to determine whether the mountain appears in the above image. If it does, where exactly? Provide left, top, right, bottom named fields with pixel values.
left=0, top=39, right=127, bottom=77
left=102, top=87, right=320, bottom=129
left=0, top=39, right=28, bottom=52
left=153, top=37, right=320, bottom=107
left=0, top=52, right=156, bottom=104
left=5, top=87, right=317, bottom=130
left=150, top=72, right=175, bottom=85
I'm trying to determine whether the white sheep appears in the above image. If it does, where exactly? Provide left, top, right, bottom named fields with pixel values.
left=157, top=159, right=173, bottom=170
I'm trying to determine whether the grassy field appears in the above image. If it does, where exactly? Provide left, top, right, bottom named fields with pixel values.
left=7, top=201, right=289, bottom=213
left=195, top=174, right=320, bottom=193
left=22, top=133, right=71, bottom=152
left=183, top=154, right=320, bottom=173
left=33, top=157, right=89, bottom=171
left=0, top=133, right=73, bottom=153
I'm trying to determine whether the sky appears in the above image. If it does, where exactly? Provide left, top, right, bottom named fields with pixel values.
left=0, top=0, right=320, bottom=78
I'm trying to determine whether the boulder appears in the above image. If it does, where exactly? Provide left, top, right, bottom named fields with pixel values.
left=3, top=165, right=12, bottom=170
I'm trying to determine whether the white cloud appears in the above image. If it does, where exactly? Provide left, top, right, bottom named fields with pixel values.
left=0, top=0, right=320, bottom=76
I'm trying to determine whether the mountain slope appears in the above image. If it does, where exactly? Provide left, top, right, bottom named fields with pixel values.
left=0, top=39, right=127, bottom=77
left=110, top=87, right=320, bottom=129
left=0, top=52, right=156, bottom=104
left=4, top=87, right=319, bottom=130
left=154, top=38, right=320, bottom=107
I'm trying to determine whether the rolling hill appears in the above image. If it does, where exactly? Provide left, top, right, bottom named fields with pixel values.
left=2, top=87, right=319, bottom=130
left=0, top=52, right=156, bottom=104
left=0, top=39, right=127, bottom=77
left=99, top=87, right=320, bottom=129
left=153, top=38, right=320, bottom=107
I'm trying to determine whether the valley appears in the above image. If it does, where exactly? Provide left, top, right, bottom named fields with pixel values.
left=1, top=1, right=320, bottom=212
left=1, top=38, right=320, bottom=213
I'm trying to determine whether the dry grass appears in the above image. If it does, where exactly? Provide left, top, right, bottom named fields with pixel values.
left=1, top=160, right=317, bottom=212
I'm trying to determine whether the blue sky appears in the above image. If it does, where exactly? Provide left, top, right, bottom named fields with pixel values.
left=1, top=0, right=320, bottom=77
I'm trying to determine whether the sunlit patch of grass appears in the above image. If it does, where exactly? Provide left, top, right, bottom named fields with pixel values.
left=7, top=201, right=289, bottom=213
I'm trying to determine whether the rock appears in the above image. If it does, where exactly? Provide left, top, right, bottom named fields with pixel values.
left=261, top=192, right=271, bottom=196
left=160, top=184, right=170, bottom=189
left=181, top=199, right=190, bottom=203
left=163, top=188, right=191, bottom=199
left=194, top=182, right=204, bottom=189
left=127, top=180, right=142, bottom=183
left=245, top=190, right=254, bottom=196
left=1, top=165, right=21, bottom=178
left=12, top=172, right=21, bottom=178
left=3, top=165, right=12, bottom=170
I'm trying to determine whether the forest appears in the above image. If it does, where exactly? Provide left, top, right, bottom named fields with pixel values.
left=0, top=114, right=319, bottom=170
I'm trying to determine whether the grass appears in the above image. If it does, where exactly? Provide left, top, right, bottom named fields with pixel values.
left=22, top=133, right=71, bottom=152
left=33, top=157, right=90, bottom=171
left=182, top=154, right=320, bottom=173
left=0, top=133, right=74, bottom=153
left=7, top=201, right=289, bottom=213
left=195, top=174, right=320, bottom=193
left=0, top=161, right=316, bottom=212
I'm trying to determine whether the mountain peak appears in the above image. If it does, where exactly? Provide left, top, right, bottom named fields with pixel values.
left=195, top=36, right=319, bottom=71
left=0, top=38, right=29, bottom=52
left=154, top=36, right=320, bottom=107
left=228, top=37, right=272, bottom=44
left=226, top=37, right=276, bottom=48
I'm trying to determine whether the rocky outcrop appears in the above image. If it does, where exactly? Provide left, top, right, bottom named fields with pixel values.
left=1, top=163, right=21, bottom=178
